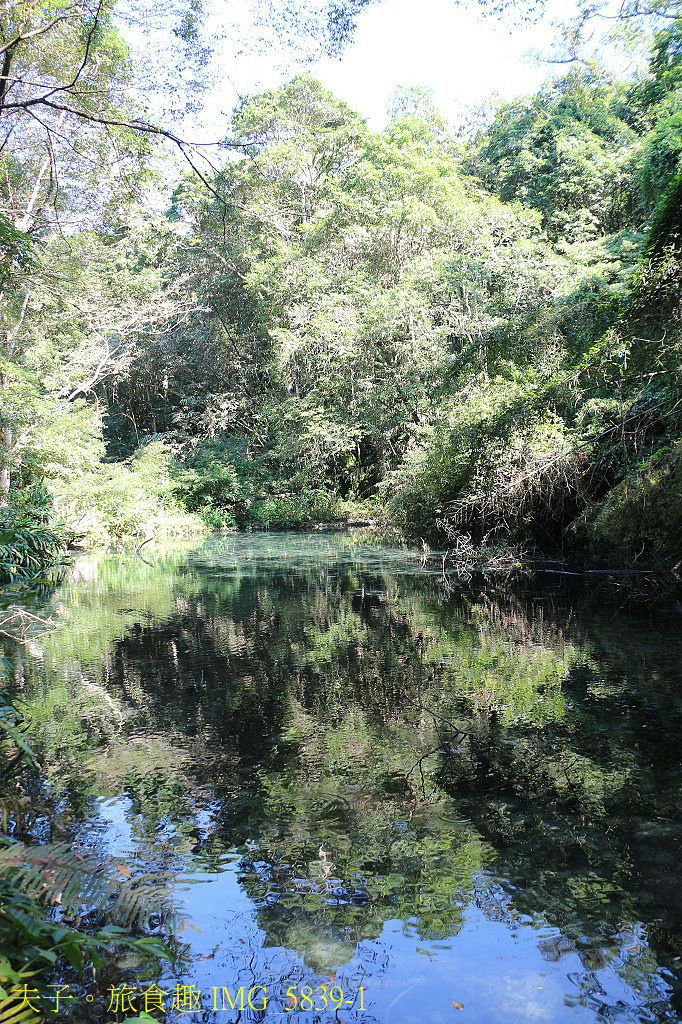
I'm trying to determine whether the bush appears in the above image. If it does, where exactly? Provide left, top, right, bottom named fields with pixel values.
left=0, top=483, right=66, bottom=584
left=54, top=439, right=205, bottom=545
left=571, top=441, right=682, bottom=560
left=248, top=489, right=338, bottom=528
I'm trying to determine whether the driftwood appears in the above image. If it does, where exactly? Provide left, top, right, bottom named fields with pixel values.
left=0, top=608, right=56, bottom=642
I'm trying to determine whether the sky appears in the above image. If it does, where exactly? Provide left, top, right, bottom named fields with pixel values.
left=315, top=0, right=554, bottom=128
left=195, top=0, right=560, bottom=136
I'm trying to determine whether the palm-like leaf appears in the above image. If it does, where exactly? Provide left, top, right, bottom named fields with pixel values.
left=0, top=800, right=49, bottom=839
left=0, top=961, right=42, bottom=1024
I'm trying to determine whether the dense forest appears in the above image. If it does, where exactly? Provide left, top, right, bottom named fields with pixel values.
left=1, top=1, right=682, bottom=1017
left=1, top=0, right=682, bottom=584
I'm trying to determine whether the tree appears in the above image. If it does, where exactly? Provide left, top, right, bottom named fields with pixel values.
left=148, top=80, right=562, bottom=509
left=0, top=0, right=382, bottom=507
left=0, top=213, right=34, bottom=495
left=227, top=74, right=368, bottom=227
left=467, top=70, right=644, bottom=240
left=452, top=0, right=682, bottom=29
left=0, top=0, right=378, bottom=159
left=0, top=1, right=152, bottom=495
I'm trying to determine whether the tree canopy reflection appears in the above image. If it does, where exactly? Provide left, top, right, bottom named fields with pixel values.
left=6, top=534, right=682, bottom=1018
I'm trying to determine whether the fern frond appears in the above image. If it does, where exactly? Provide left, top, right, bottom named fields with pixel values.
left=0, top=843, right=183, bottom=931
left=0, top=701, right=36, bottom=773
left=0, top=989, right=42, bottom=1024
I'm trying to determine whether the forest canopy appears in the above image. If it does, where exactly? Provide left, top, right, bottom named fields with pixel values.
left=1, top=0, right=681, bottom=576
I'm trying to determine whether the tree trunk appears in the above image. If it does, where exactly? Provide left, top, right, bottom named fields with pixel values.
left=0, top=372, right=10, bottom=500
left=16, top=111, right=66, bottom=232
left=0, top=424, right=10, bottom=499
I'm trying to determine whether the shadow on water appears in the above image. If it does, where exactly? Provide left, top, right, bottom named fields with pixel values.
left=5, top=532, right=682, bottom=1022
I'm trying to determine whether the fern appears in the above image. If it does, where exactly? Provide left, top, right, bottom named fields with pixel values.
left=0, top=672, right=181, bottom=1011
left=0, top=842, right=184, bottom=932
left=0, top=484, right=67, bottom=585
left=0, top=698, right=37, bottom=782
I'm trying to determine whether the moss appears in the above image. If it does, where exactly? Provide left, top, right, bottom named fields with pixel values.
left=571, top=441, right=682, bottom=561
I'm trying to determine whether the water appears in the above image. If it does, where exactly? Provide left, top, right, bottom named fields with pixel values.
left=5, top=532, right=682, bottom=1022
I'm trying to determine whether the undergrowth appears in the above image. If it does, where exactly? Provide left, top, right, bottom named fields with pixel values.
left=387, top=242, right=682, bottom=566
left=0, top=485, right=66, bottom=585
left=53, top=439, right=205, bottom=546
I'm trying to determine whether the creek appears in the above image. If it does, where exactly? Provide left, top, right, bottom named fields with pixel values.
left=8, top=532, right=682, bottom=1023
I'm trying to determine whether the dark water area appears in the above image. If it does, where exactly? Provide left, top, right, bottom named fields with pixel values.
left=6, top=532, right=682, bottom=1023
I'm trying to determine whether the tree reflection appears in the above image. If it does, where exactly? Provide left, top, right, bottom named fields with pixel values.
left=5, top=534, right=682, bottom=1018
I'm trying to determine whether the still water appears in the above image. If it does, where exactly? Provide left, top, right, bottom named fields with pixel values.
left=9, top=533, right=682, bottom=1023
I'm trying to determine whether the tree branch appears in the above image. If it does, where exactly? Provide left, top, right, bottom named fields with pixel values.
left=0, top=10, right=79, bottom=59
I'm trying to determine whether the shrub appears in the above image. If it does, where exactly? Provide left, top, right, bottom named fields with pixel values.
left=54, top=439, right=205, bottom=545
left=0, top=484, right=66, bottom=584
left=571, top=441, right=682, bottom=560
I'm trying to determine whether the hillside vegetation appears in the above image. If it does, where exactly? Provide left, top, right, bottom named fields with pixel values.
left=2, top=18, right=682, bottom=573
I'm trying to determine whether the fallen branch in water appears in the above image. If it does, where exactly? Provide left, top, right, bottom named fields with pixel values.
left=135, top=532, right=156, bottom=566
left=0, top=608, right=57, bottom=642
left=542, top=568, right=660, bottom=575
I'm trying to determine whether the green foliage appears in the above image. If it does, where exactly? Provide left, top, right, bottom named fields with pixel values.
left=0, top=842, right=183, bottom=933
left=630, top=20, right=682, bottom=112
left=0, top=667, right=178, bottom=1022
left=156, top=78, right=567, bottom=530
left=468, top=70, right=644, bottom=240
left=0, top=873, right=171, bottom=1022
left=55, top=439, right=205, bottom=545
left=0, top=217, right=35, bottom=289
left=249, top=489, right=338, bottom=528
left=0, top=689, right=36, bottom=782
left=3, top=27, right=682, bottom=562
left=644, top=172, right=682, bottom=256
left=572, top=440, right=682, bottom=558
left=175, top=434, right=340, bottom=529
left=387, top=369, right=586, bottom=545
left=639, top=95, right=682, bottom=206
left=0, top=485, right=66, bottom=584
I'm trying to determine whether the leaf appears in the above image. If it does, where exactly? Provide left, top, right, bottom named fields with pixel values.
left=450, top=1001, right=464, bottom=1010
left=60, top=937, right=85, bottom=972
left=0, top=970, right=42, bottom=1024
left=0, top=841, right=185, bottom=931
left=31, top=948, right=57, bottom=964
left=0, top=964, right=21, bottom=984
left=118, top=865, right=132, bottom=879
left=0, top=998, right=41, bottom=1024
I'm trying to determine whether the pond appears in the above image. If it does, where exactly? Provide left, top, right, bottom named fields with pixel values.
left=5, top=532, right=682, bottom=1023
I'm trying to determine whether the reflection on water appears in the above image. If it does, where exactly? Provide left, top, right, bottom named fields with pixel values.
left=6, top=533, right=682, bottom=1022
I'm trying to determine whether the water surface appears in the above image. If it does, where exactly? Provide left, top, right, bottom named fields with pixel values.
left=8, top=533, right=682, bottom=1023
